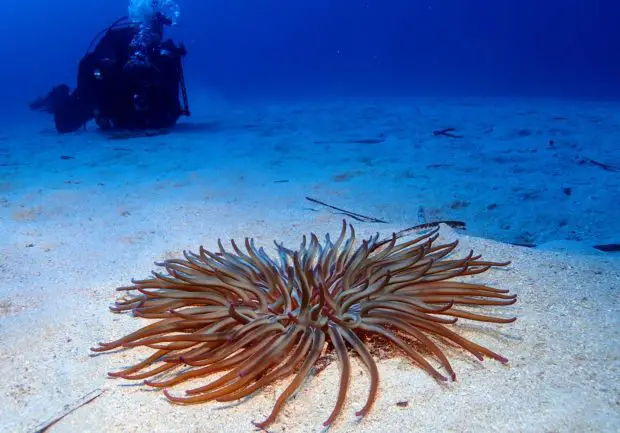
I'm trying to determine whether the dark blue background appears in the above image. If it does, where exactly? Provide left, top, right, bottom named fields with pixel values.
left=2, top=0, right=619, bottom=113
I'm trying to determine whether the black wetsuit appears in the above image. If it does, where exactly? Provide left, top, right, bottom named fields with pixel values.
left=30, top=18, right=188, bottom=133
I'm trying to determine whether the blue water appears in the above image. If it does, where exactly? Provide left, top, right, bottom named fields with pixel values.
left=2, top=0, right=619, bottom=108
left=0, top=0, right=619, bottom=250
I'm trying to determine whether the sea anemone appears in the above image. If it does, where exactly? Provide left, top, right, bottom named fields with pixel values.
left=92, top=221, right=517, bottom=428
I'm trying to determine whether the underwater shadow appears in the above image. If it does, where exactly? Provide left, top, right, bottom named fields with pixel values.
left=171, top=120, right=223, bottom=134
left=102, top=120, right=224, bottom=140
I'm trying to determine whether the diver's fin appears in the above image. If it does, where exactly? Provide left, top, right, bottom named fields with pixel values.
left=29, top=85, right=71, bottom=113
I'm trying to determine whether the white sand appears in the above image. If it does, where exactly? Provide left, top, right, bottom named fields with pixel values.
left=0, top=97, right=619, bottom=432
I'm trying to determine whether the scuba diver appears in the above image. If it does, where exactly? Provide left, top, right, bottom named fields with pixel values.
left=29, top=10, right=190, bottom=133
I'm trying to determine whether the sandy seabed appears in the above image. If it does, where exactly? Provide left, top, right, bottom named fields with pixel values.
left=0, top=97, right=618, bottom=432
